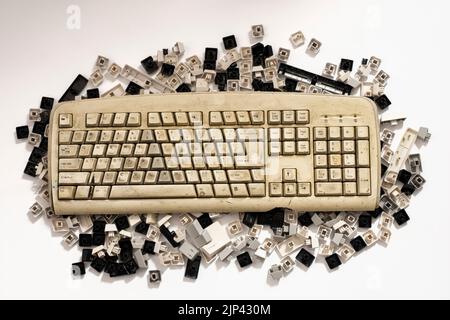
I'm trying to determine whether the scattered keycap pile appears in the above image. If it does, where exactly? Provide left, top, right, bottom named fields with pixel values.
left=18, top=25, right=430, bottom=283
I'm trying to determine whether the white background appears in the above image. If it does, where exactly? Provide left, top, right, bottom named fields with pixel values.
left=1, top=0, right=450, bottom=299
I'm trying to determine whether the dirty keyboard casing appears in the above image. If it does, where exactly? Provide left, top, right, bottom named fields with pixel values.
left=49, top=92, right=380, bottom=215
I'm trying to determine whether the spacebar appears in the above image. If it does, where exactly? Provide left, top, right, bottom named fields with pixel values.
left=109, top=185, right=197, bottom=199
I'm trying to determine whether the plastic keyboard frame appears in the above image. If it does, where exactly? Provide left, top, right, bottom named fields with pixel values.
left=49, top=92, right=380, bottom=215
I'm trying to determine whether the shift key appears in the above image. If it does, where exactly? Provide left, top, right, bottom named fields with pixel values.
left=59, top=172, right=90, bottom=185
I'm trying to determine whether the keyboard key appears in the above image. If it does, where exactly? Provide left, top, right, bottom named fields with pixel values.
left=283, top=168, right=297, bottom=182
left=196, top=184, right=214, bottom=197
left=59, top=172, right=90, bottom=185
left=268, top=110, right=281, bottom=124
left=342, top=127, right=355, bottom=139
left=113, top=113, right=128, bottom=126
left=269, top=182, right=282, bottom=196
left=282, top=128, right=295, bottom=140
left=356, top=126, right=369, bottom=139
left=59, top=113, right=73, bottom=128
left=343, top=154, right=356, bottom=167
left=237, top=128, right=264, bottom=141
left=188, top=112, right=203, bottom=126
left=230, top=184, right=249, bottom=197
left=296, top=110, right=309, bottom=124
left=251, top=169, right=265, bottom=182
left=82, top=158, right=96, bottom=171
left=343, top=140, right=355, bottom=153
left=283, top=183, right=296, bottom=196
left=282, top=111, right=295, bottom=124
left=75, top=186, right=90, bottom=199
left=296, top=127, right=309, bottom=140
left=155, top=129, right=169, bottom=142
left=148, top=143, right=162, bottom=156
left=313, top=127, right=327, bottom=140
left=123, top=157, right=138, bottom=170
left=175, top=112, right=189, bottom=126
left=59, top=158, right=83, bottom=171
left=328, top=141, right=341, bottom=153
left=186, top=170, right=200, bottom=183
left=209, top=129, right=223, bottom=141
left=223, top=111, right=237, bottom=125
left=250, top=111, right=264, bottom=124
left=328, top=127, right=341, bottom=140
left=99, top=113, right=114, bottom=126
left=200, top=170, right=214, bottom=183
left=329, top=168, right=342, bottom=181
left=343, top=182, right=357, bottom=195
left=99, top=130, right=114, bottom=143
left=110, top=185, right=197, bottom=198
left=117, top=171, right=131, bottom=184
left=228, top=170, right=252, bottom=183
left=113, top=130, right=127, bottom=143
left=297, top=182, right=311, bottom=196
left=92, top=186, right=110, bottom=199
left=59, top=131, right=73, bottom=144
left=314, top=169, right=328, bottom=181
left=110, top=158, right=124, bottom=170
left=151, top=157, right=166, bottom=170
left=86, top=113, right=100, bottom=127
left=328, top=154, right=342, bottom=167
left=356, top=140, right=370, bottom=167
left=172, top=171, right=186, bottom=184
left=213, top=184, right=231, bottom=197
left=96, top=158, right=110, bottom=171
left=161, top=112, right=175, bottom=126
left=296, top=141, right=310, bottom=155
left=315, top=182, right=343, bottom=196
left=78, top=145, right=93, bottom=158
left=248, top=183, right=265, bottom=197
left=127, top=130, right=141, bottom=143
left=314, top=141, right=327, bottom=154
left=127, top=113, right=141, bottom=126
left=103, top=172, right=117, bottom=185
left=106, top=144, right=120, bottom=157
left=58, top=186, right=76, bottom=199
left=236, top=111, right=250, bottom=124
left=59, top=145, right=79, bottom=158
left=92, top=144, right=107, bottom=157
left=137, top=157, right=152, bottom=170
left=282, top=141, right=296, bottom=155
left=357, top=168, right=371, bottom=195
left=209, top=112, right=223, bottom=125
left=314, top=155, right=327, bottom=168
left=158, top=171, right=173, bottom=184
left=141, top=130, right=155, bottom=142
left=343, top=168, right=356, bottom=181
left=213, top=170, right=228, bottom=183
left=148, top=112, right=162, bottom=126
left=72, top=131, right=86, bottom=144
left=144, top=171, right=158, bottom=184
left=269, top=142, right=281, bottom=156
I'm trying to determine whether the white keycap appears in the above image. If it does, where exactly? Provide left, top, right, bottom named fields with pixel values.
left=296, top=110, right=309, bottom=124
left=100, top=113, right=114, bottom=126
left=296, top=127, right=309, bottom=140
left=86, top=113, right=100, bottom=127
left=148, top=112, right=162, bottom=126
left=59, top=172, right=90, bottom=185
left=222, top=111, right=237, bottom=125
left=59, top=113, right=73, bottom=128
left=248, top=183, right=265, bottom=196
left=161, top=112, right=175, bottom=126
left=249, top=111, right=264, bottom=124
left=357, top=168, right=371, bottom=195
left=113, top=113, right=128, bottom=126
left=315, top=182, right=343, bottom=196
left=127, top=113, right=141, bottom=126
left=230, top=184, right=249, bottom=197
left=268, top=111, right=281, bottom=124
left=356, top=140, right=370, bottom=167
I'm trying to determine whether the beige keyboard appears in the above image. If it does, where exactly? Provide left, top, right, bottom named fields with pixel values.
left=48, top=92, right=380, bottom=215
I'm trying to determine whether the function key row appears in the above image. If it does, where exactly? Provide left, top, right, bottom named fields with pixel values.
left=209, top=111, right=264, bottom=126
left=85, top=112, right=204, bottom=128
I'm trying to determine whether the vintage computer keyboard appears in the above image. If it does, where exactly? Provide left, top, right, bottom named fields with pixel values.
left=48, top=92, right=380, bottom=215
